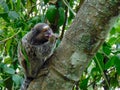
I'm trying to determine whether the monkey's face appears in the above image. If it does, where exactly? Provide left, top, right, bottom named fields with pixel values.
left=30, top=23, right=53, bottom=45
left=35, top=24, right=53, bottom=40
left=42, top=25, right=53, bottom=39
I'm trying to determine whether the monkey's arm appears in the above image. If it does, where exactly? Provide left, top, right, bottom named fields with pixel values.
left=36, top=35, right=57, bottom=60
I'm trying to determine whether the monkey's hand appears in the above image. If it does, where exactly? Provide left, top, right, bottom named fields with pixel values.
left=49, top=34, right=59, bottom=43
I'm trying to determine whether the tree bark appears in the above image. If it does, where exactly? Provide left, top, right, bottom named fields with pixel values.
left=28, top=0, right=120, bottom=90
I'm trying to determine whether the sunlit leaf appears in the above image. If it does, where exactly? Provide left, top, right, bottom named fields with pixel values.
left=4, top=56, right=12, bottom=64
left=6, top=40, right=12, bottom=55
left=26, top=0, right=33, bottom=13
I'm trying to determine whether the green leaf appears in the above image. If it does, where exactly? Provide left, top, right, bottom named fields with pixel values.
left=0, top=29, right=4, bottom=35
left=44, top=0, right=49, bottom=4
left=4, top=67, right=15, bottom=74
left=6, top=40, right=12, bottom=55
left=68, top=9, right=74, bottom=24
left=116, top=66, right=120, bottom=75
left=9, top=45, right=14, bottom=58
left=105, top=57, right=115, bottom=70
left=114, top=20, right=120, bottom=33
left=80, top=77, right=89, bottom=89
left=102, top=43, right=111, bottom=55
left=116, top=35, right=120, bottom=43
left=91, top=67, right=100, bottom=78
left=110, top=27, right=116, bottom=35
left=0, top=56, right=3, bottom=61
left=8, top=11, right=19, bottom=20
left=4, top=77, right=13, bottom=90
left=26, top=0, right=32, bottom=12
left=30, top=16, right=41, bottom=23
left=96, top=53, right=103, bottom=61
left=114, top=56, right=120, bottom=75
left=0, top=13, right=9, bottom=22
left=0, top=79, right=4, bottom=87
left=31, top=0, right=36, bottom=3
left=58, top=7, right=65, bottom=26
left=0, top=63, right=4, bottom=73
left=0, top=63, right=4, bottom=68
left=46, top=5, right=57, bottom=23
left=16, top=0, right=21, bottom=11
left=116, top=27, right=120, bottom=33
left=12, top=74, right=23, bottom=85
left=0, top=0, right=9, bottom=12
left=110, top=77, right=119, bottom=87
left=108, top=37, right=116, bottom=45
left=96, top=53, right=104, bottom=69
left=4, top=56, right=12, bottom=64
left=9, top=0, right=14, bottom=10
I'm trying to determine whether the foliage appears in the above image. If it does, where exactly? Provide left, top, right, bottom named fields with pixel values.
left=0, top=0, right=120, bottom=90
left=79, top=19, right=120, bottom=90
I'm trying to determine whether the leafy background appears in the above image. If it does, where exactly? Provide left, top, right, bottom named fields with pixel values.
left=0, top=0, right=120, bottom=90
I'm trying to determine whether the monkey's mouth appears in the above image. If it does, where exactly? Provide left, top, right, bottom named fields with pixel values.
left=45, top=33, right=52, bottom=38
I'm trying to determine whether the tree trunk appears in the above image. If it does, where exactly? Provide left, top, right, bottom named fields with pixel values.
left=28, top=0, right=120, bottom=90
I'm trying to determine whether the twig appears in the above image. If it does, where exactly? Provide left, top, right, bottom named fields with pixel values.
left=87, top=76, right=99, bottom=87
left=95, top=56, right=110, bottom=88
left=62, top=0, right=76, bottom=16
left=60, top=2, right=69, bottom=40
left=0, top=29, right=21, bottom=44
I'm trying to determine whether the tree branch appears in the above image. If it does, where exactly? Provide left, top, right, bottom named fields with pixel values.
left=28, top=0, right=120, bottom=90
